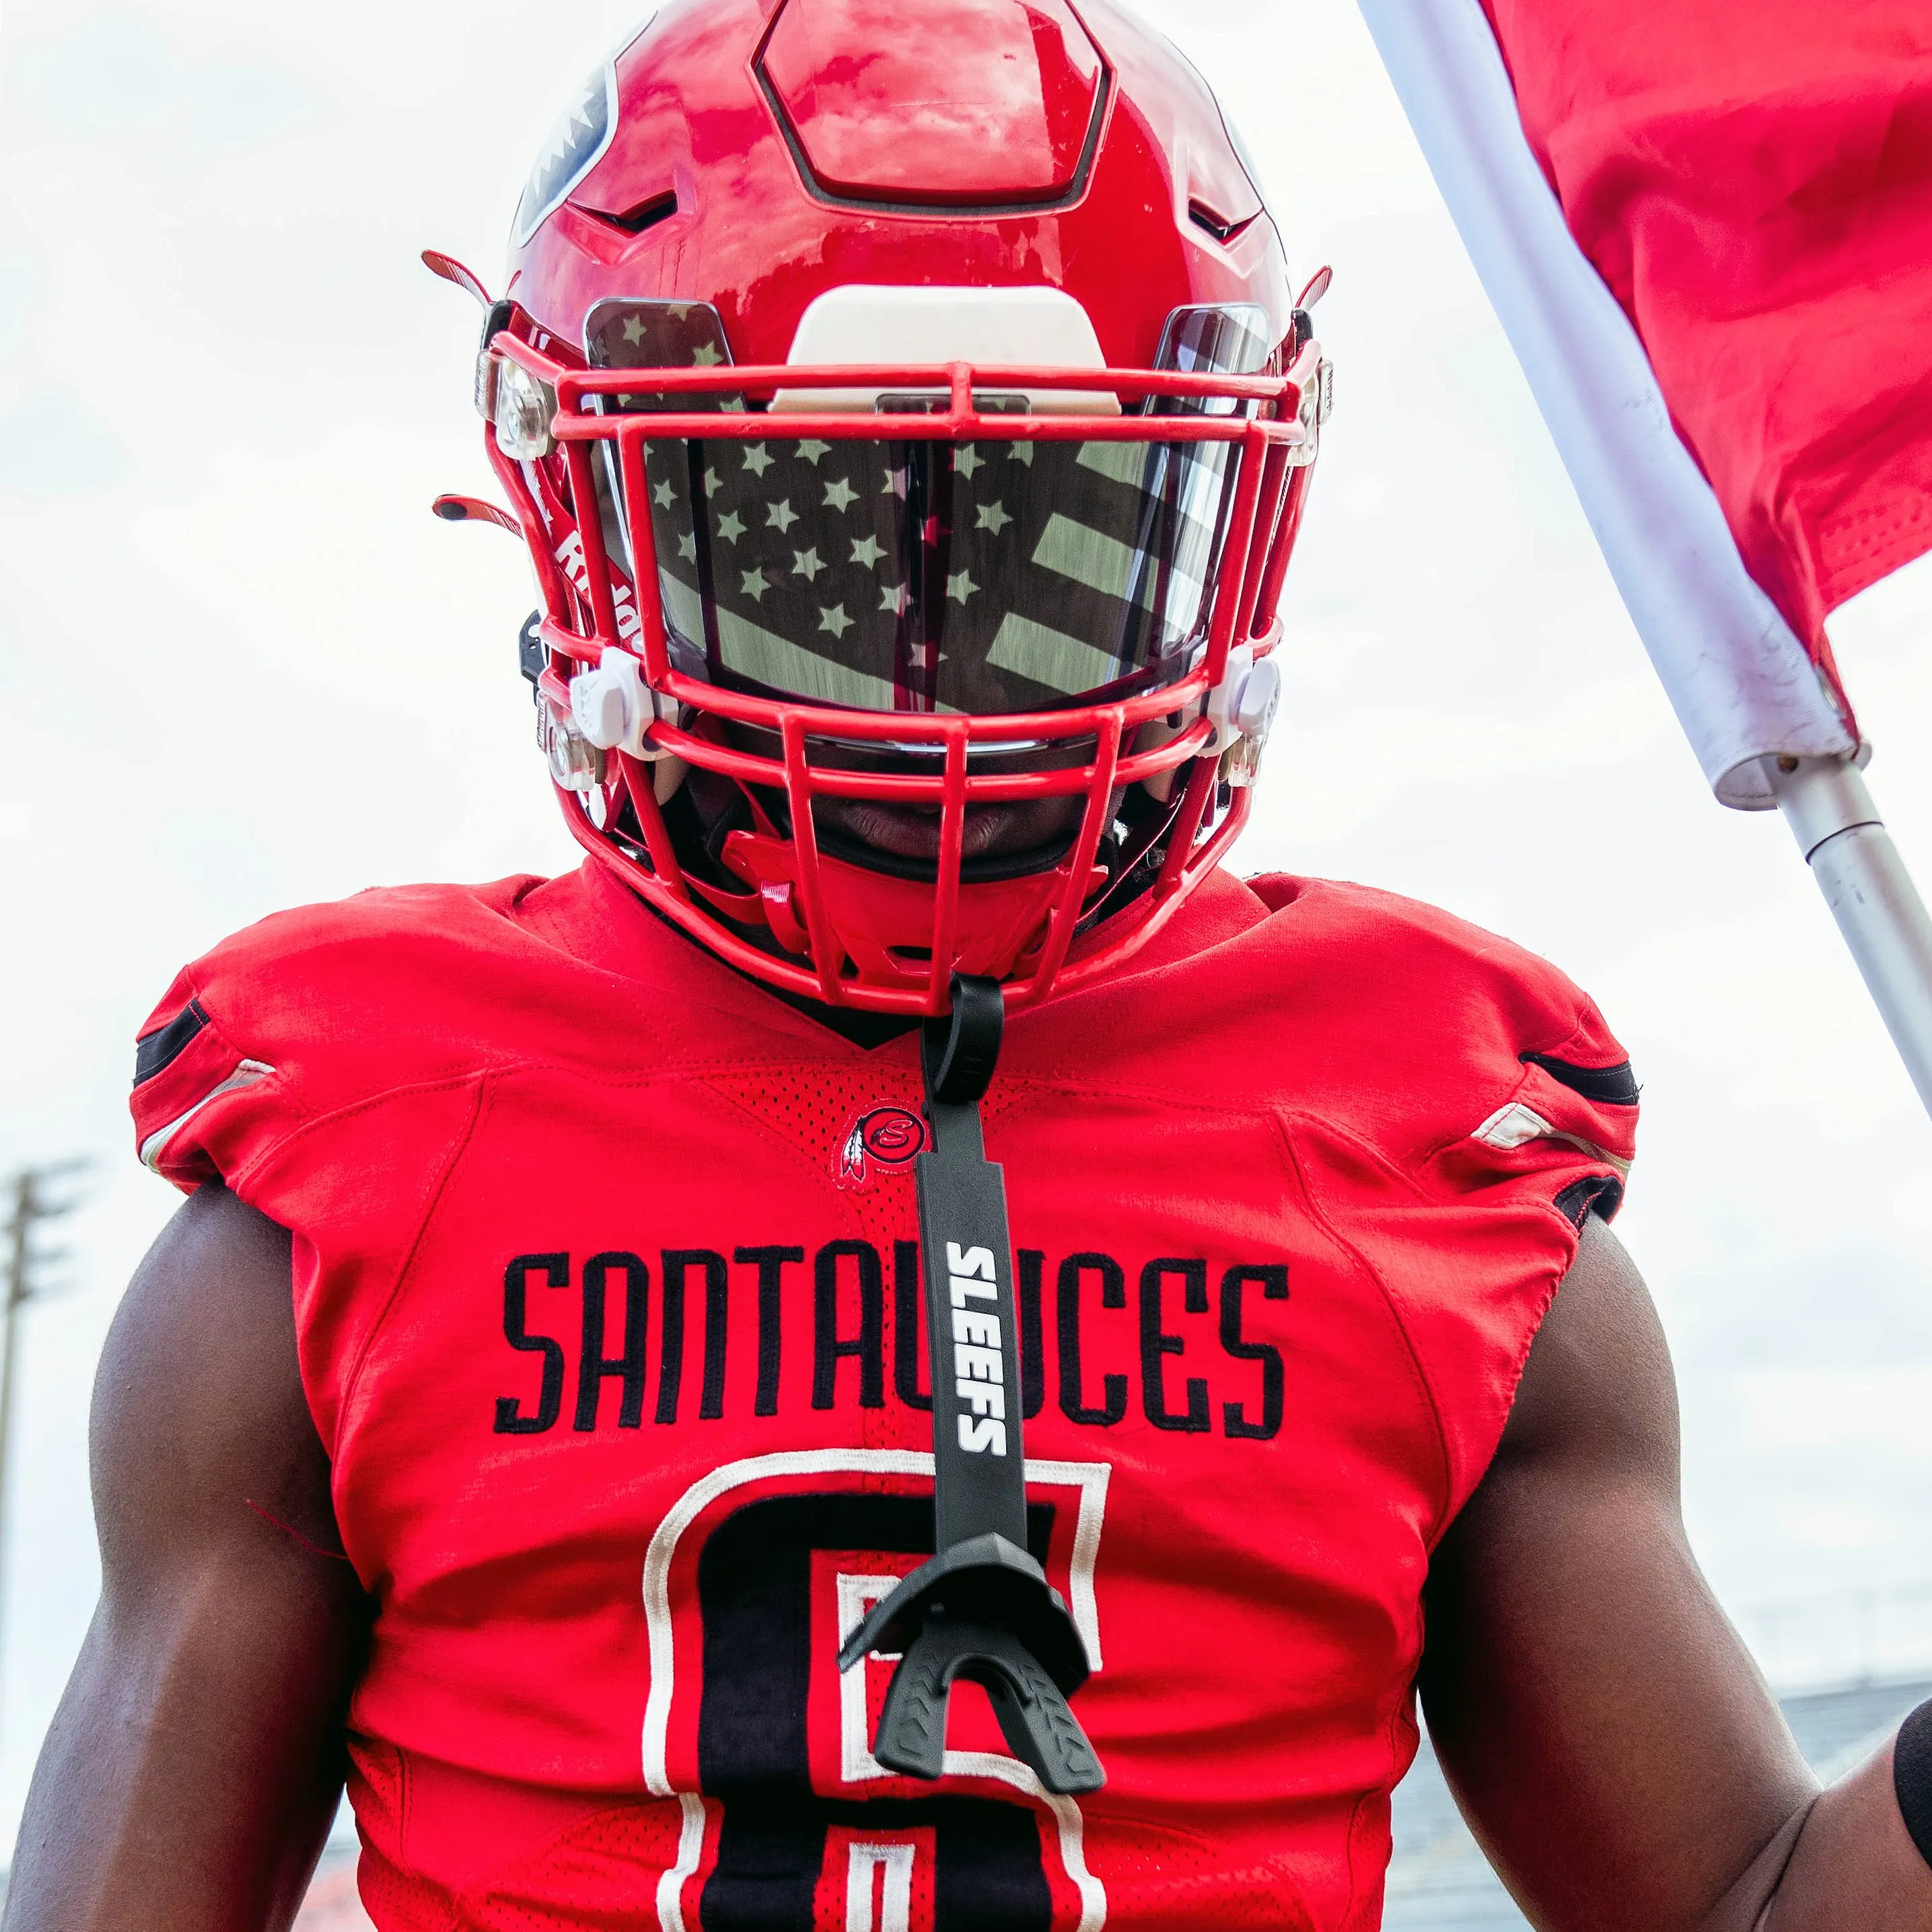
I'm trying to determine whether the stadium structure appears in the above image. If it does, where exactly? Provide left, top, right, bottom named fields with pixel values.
left=1384, top=1674, right=1932, bottom=1928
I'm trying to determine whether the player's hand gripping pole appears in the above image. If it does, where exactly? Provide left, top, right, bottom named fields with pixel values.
left=836, top=975, right=1104, bottom=1795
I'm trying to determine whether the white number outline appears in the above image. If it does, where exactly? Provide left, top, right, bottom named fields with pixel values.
left=640, top=1449, right=1111, bottom=1932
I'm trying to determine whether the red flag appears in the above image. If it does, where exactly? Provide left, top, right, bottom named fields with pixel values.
left=1480, top=0, right=1932, bottom=668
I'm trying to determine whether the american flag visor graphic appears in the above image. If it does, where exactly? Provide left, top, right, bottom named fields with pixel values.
left=581, top=300, right=1275, bottom=718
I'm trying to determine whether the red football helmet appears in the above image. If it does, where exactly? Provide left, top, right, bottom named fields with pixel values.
left=448, top=0, right=1328, bottom=1015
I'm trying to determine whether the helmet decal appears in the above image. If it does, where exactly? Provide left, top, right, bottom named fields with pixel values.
left=513, top=62, right=620, bottom=247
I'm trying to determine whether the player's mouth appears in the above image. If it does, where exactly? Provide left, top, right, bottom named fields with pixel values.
left=814, top=797, right=1077, bottom=863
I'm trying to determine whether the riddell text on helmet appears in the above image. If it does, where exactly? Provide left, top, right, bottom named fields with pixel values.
left=492, top=1241, right=1291, bottom=1439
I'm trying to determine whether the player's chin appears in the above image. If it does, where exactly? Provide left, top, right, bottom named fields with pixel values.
left=815, top=795, right=1081, bottom=865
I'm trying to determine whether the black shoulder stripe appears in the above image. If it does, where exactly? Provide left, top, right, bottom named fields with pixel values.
left=135, top=999, right=210, bottom=1087
left=1555, top=1174, right=1624, bottom=1227
left=1521, top=1050, right=1639, bottom=1108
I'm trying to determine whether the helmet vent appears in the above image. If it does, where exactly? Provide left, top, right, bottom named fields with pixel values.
left=1187, top=199, right=1255, bottom=246
left=756, top=0, right=1108, bottom=212
left=585, top=189, right=679, bottom=237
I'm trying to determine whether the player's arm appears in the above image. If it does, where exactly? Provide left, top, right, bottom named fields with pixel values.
left=1, top=1182, right=371, bottom=1932
left=1419, top=1213, right=1932, bottom=1932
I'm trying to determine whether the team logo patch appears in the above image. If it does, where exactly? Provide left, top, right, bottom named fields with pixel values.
left=835, top=1105, right=928, bottom=1189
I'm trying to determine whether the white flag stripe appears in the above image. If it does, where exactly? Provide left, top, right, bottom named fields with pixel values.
left=1357, top=0, right=1856, bottom=808
left=661, top=570, right=898, bottom=711
left=1031, top=513, right=1159, bottom=612
left=1075, top=440, right=1153, bottom=487
left=986, top=612, right=1128, bottom=700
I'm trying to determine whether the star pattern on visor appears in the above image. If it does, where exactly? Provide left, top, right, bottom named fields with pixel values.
left=635, top=430, right=1234, bottom=716
left=571, top=295, right=1280, bottom=715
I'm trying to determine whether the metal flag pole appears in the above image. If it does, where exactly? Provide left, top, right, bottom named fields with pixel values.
left=1357, top=0, right=1932, bottom=1119
left=1769, top=760, right=1932, bottom=1114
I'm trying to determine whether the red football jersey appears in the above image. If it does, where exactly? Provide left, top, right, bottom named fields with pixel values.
left=130, top=862, right=1635, bottom=1932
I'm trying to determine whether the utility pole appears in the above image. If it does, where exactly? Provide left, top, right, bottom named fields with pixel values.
left=0, top=1161, right=87, bottom=1754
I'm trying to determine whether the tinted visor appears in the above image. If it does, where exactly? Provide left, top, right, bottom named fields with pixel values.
left=588, top=302, right=1273, bottom=718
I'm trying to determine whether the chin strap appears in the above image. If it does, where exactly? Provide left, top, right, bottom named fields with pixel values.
left=836, top=975, right=1105, bottom=1795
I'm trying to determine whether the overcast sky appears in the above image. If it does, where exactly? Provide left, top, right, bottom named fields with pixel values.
left=4, top=0, right=1932, bottom=1842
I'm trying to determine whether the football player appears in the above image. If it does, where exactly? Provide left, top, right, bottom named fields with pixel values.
left=8, top=1, right=1932, bottom=1928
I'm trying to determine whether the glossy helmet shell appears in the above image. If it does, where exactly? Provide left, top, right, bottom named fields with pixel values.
left=512, top=0, right=1289, bottom=369
left=488, top=0, right=1324, bottom=1015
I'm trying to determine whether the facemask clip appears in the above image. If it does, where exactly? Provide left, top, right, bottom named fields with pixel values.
left=568, top=650, right=677, bottom=760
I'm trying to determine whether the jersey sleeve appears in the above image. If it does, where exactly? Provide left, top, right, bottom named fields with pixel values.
left=1257, top=878, right=1641, bottom=1532
left=131, top=961, right=308, bottom=1194
left=125, top=887, right=534, bottom=1460
left=129, top=878, right=542, bottom=1196
left=1396, top=944, right=1639, bottom=1527
left=1419, top=976, right=1637, bottom=1227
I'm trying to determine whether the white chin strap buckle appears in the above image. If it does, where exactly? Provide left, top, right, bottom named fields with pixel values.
left=567, top=651, right=675, bottom=759
left=1198, top=643, right=1282, bottom=789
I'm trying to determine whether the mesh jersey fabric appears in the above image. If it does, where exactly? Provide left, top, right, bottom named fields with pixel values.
left=129, top=859, right=1637, bottom=1932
